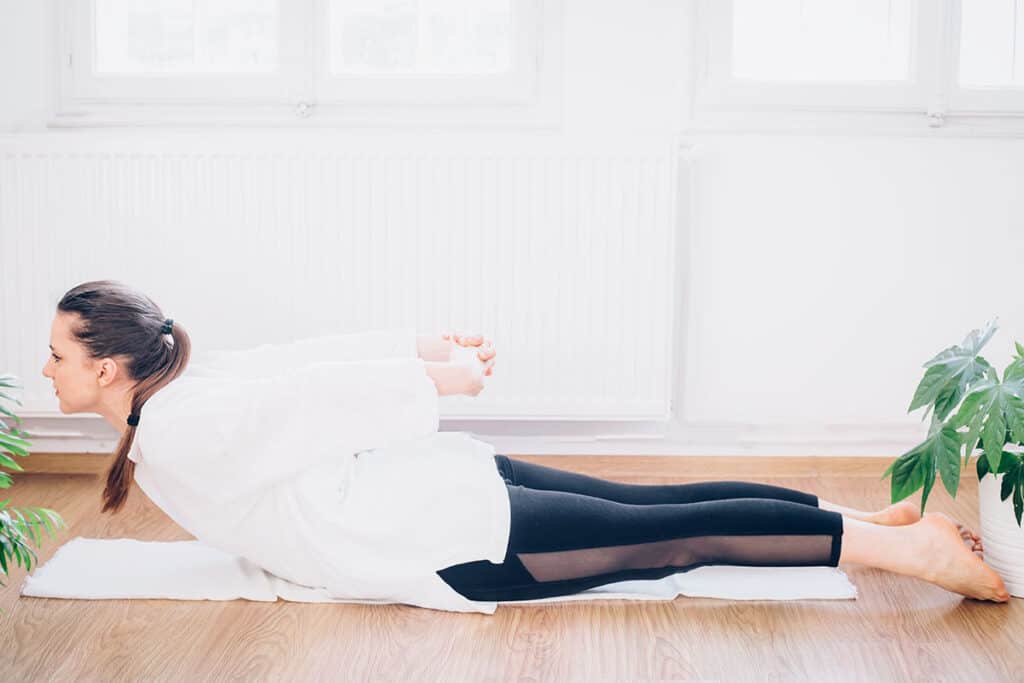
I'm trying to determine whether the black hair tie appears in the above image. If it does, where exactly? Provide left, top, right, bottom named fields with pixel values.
left=127, top=413, right=140, bottom=427
left=161, top=318, right=174, bottom=335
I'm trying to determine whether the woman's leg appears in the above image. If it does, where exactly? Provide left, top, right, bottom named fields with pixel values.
left=493, top=454, right=821, bottom=506
left=437, top=484, right=1008, bottom=603
left=494, top=454, right=920, bottom=524
left=439, top=484, right=844, bottom=602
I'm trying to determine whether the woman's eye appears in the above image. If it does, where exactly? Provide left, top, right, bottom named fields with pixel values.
left=51, top=354, right=60, bottom=362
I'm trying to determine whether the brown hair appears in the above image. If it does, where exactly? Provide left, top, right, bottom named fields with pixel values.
left=57, top=280, right=191, bottom=514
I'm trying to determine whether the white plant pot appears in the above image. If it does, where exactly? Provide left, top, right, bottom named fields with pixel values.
left=978, top=472, right=1024, bottom=597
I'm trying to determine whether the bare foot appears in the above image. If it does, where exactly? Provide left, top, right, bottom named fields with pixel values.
left=956, top=522, right=983, bottom=553
left=874, top=504, right=985, bottom=550
left=872, top=501, right=922, bottom=526
left=916, top=512, right=1008, bottom=602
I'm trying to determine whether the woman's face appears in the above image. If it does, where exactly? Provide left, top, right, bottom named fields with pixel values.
left=41, top=312, right=107, bottom=414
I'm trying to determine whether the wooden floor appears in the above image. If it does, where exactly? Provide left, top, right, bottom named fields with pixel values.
left=2, top=454, right=1024, bottom=682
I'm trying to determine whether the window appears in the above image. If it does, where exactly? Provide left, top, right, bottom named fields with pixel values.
left=316, top=0, right=539, bottom=103
left=958, top=0, right=1023, bottom=87
left=950, top=0, right=1024, bottom=112
left=730, top=0, right=913, bottom=83
left=93, top=0, right=280, bottom=75
left=695, top=0, right=1024, bottom=124
left=56, top=0, right=560, bottom=125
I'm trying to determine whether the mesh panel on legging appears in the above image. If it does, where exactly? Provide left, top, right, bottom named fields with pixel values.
left=438, top=460, right=843, bottom=602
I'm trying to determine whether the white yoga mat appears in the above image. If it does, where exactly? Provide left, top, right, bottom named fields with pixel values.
left=20, top=537, right=858, bottom=605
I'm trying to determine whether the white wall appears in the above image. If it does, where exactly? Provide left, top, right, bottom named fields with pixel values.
left=0, top=0, right=51, bottom=132
left=2, top=0, right=1023, bottom=456
left=679, top=136, right=1024, bottom=443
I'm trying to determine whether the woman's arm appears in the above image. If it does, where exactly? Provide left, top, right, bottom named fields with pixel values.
left=192, top=328, right=419, bottom=379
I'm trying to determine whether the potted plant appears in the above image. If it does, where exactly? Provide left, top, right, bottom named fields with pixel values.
left=0, top=373, right=66, bottom=614
left=883, top=319, right=1024, bottom=596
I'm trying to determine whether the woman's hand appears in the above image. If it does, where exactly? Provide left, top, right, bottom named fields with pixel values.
left=442, top=330, right=497, bottom=376
left=423, top=347, right=495, bottom=397
left=448, top=343, right=496, bottom=396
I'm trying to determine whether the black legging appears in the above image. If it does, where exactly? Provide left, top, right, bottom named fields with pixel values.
left=436, top=455, right=844, bottom=602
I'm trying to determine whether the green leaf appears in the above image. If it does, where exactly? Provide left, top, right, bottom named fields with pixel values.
left=1005, top=394, right=1024, bottom=443
left=0, top=451, right=23, bottom=472
left=1001, top=461, right=1019, bottom=501
left=1015, top=479, right=1024, bottom=527
left=951, top=386, right=987, bottom=429
left=0, top=392, right=23, bottom=406
left=982, top=403, right=1007, bottom=474
left=0, top=429, right=29, bottom=446
left=26, top=509, right=43, bottom=546
left=936, top=427, right=962, bottom=498
left=884, top=428, right=959, bottom=510
left=998, top=451, right=1019, bottom=474
left=923, top=319, right=999, bottom=367
left=0, top=404, right=21, bottom=422
left=952, top=382, right=995, bottom=458
left=884, top=447, right=926, bottom=504
left=934, top=376, right=969, bottom=422
left=920, top=448, right=937, bottom=516
left=37, top=507, right=64, bottom=538
left=909, top=321, right=998, bottom=417
left=0, top=436, right=28, bottom=456
left=951, top=381, right=1024, bottom=473
left=1007, top=378, right=1024, bottom=399
left=977, top=452, right=991, bottom=480
left=1006, top=357, right=1024, bottom=384
left=1016, top=341, right=1024, bottom=358
left=882, top=458, right=897, bottom=479
left=910, top=364, right=960, bottom=413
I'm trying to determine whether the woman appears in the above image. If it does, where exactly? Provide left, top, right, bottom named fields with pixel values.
left=42, top=280, right=1009, bottom=612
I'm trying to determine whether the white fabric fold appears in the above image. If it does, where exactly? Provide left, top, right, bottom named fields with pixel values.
left=21, top=537, right=858, bottom=608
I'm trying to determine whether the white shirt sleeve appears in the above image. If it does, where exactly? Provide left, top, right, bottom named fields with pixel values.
left=189, top=328, right=419, bottom=380
left=143, top=356, right=438, bottom=504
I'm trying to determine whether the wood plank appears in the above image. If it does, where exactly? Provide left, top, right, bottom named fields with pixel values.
left=16, top=451, right=899, bottom=477
left=0, top=455, right=1021, bottom=681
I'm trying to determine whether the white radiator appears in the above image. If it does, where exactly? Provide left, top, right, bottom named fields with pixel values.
left=0, top=135, right=679, bottom=423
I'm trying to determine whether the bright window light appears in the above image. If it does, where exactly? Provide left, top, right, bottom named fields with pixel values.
left=94, top=0, right=279, bottom=74
left=328, top=0, right=513, bottom=75
left=731, top=0, right=912, bottom=82
left=959, top=0, right=1024, bottom=88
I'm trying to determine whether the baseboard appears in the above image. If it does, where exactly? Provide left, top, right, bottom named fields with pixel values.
left=12, top=451, right=912, bottom=479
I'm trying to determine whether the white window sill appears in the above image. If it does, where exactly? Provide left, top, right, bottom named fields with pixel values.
left=48, top=90, right=564, bottom=130
left=683, top=109, right=1024, bottom=139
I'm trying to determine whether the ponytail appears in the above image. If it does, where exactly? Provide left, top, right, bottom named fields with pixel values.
left=101, top=323, right=191, bottom=513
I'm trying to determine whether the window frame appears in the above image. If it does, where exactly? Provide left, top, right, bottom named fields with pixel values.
left=312, top=0, right=540, bottom=105
left=694, top=0, right=939, bottom=113
left=53, top=0, right=558, bottom=126
left=944, top=0, right=1024, bottom=114
left=61, top=0, right=313, bottom=102
left=692, top=0, right=1024, bottom=126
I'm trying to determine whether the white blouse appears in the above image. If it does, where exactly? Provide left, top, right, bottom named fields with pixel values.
left=128, top=328, right=512, bottom=614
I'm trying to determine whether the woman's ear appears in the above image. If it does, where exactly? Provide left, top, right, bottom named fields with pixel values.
left=95, top=357, right=124, bottom=387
